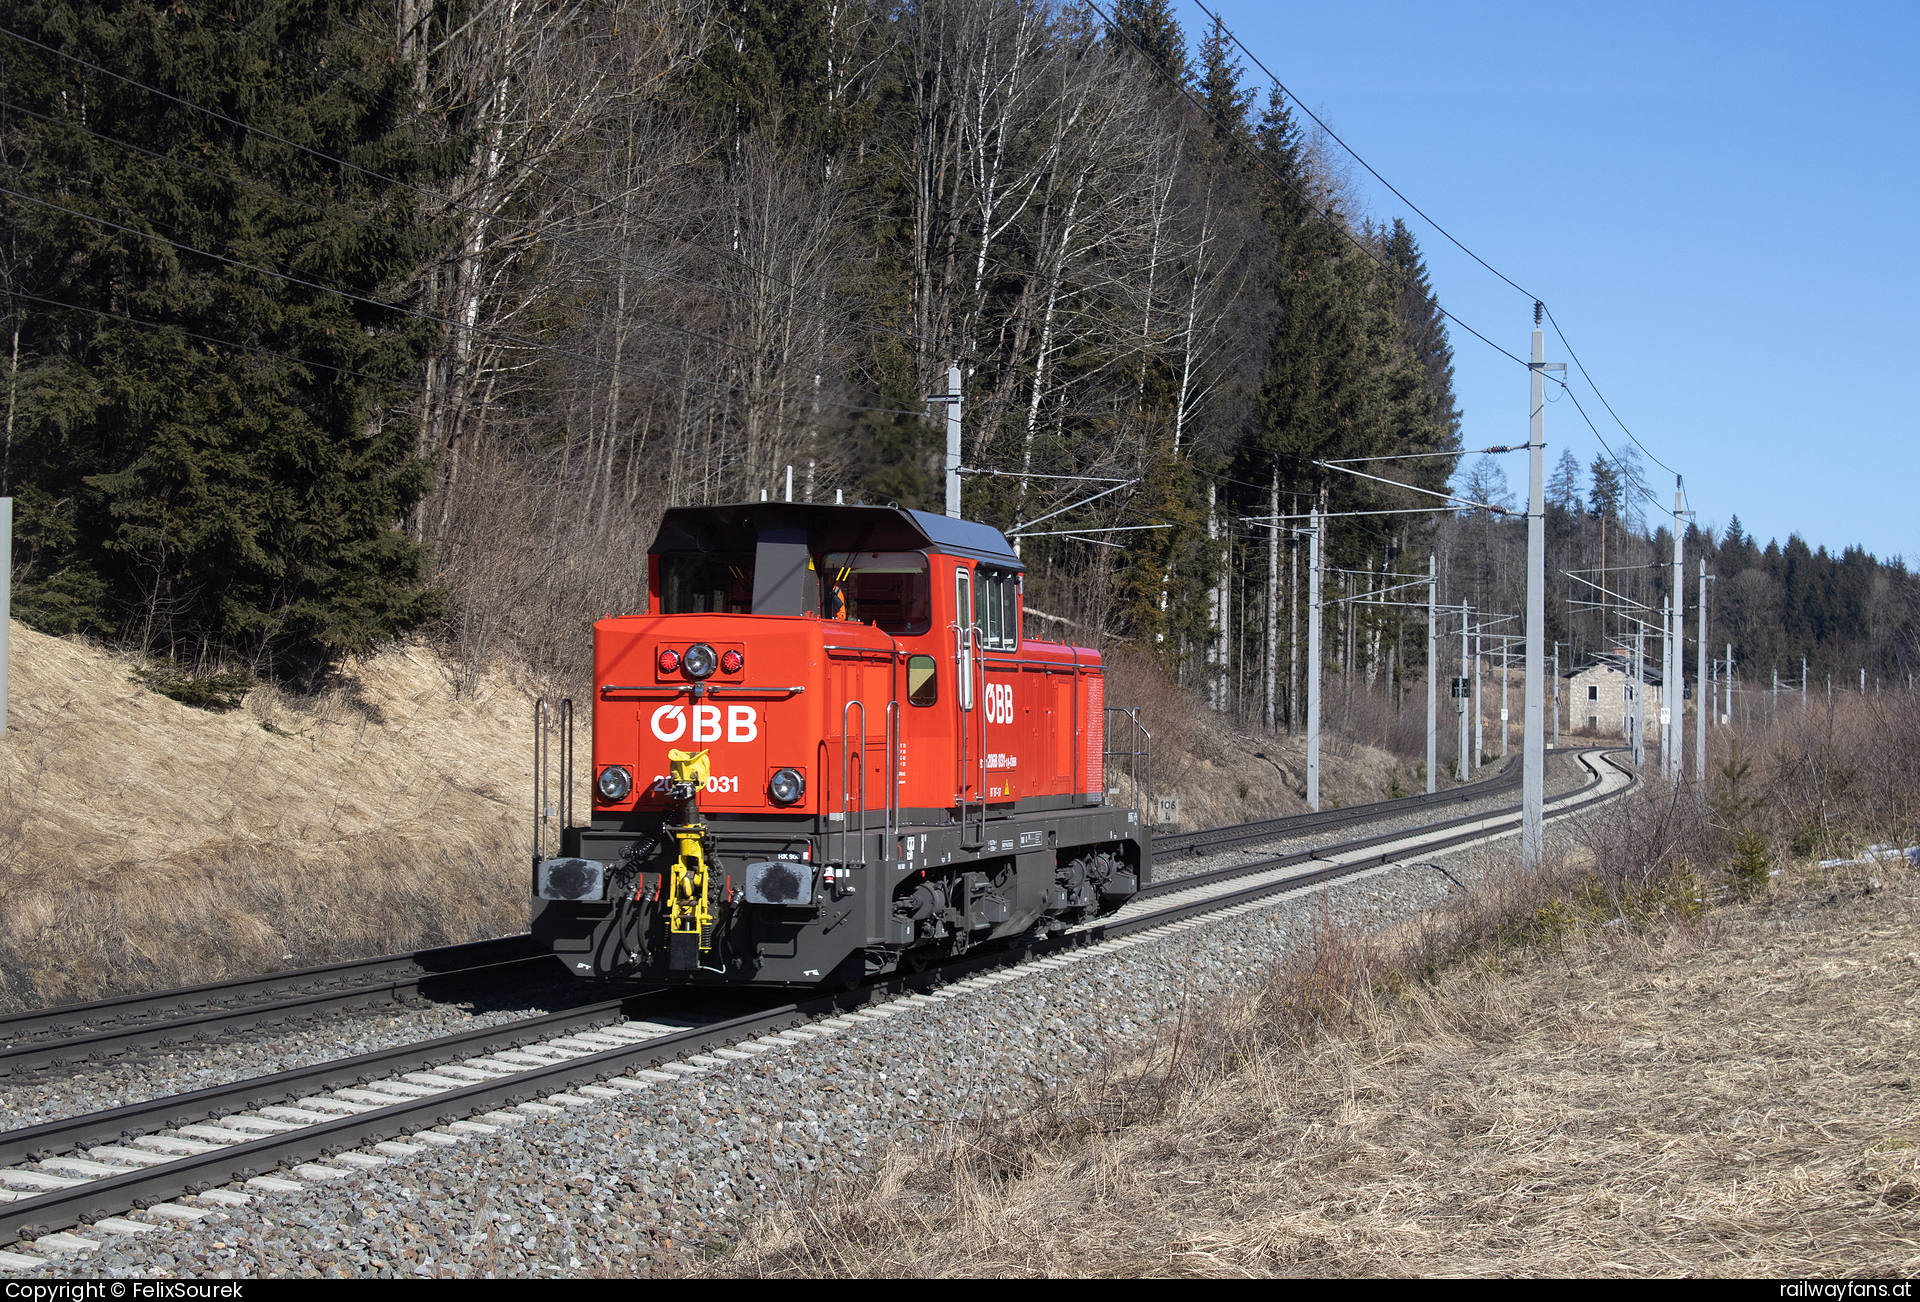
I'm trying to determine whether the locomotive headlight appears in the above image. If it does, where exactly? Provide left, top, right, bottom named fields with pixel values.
left=657, top=648, right=680, bottom=673
left=768, top=767, right=805, bottom=805
left=682, top=642, right=718, bottom=679
left=596, top=765, right=634, bottom=802
left=720, top=648, right=744, bottom=674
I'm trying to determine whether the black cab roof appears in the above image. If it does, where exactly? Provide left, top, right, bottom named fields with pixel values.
left=648, top=502, right=1023, bottom=571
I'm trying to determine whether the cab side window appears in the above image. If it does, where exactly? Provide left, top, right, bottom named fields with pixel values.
left=817, top=551, right=931, bottom=632
left=977, top=568, right=1018, bottom=651
left=907, top=655, right=938, bottom=706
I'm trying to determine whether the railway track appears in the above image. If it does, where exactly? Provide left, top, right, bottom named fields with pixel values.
left=0, top=753, right=1536, bottom=1082
left=0, top=747, right=1632, bottom=1255
left=1151, top=754, right=1525, bottom=857
left=0, top=935, right=559, bottom=1078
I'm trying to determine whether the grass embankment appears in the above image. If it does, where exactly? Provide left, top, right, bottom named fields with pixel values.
left=1101, top=651, right=1432, bottom=829
left=0, top=621, right=546, bottom=1010
left=728, top=697, right=1920, bottom=1276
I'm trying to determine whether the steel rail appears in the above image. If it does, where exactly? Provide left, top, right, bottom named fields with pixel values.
left=0, top=748, right=1633, bottom=1246
left=0, top=936, right=550, bottom=1077
left=1152, top=753, right=1530, bottom=855
left=1138, top=750, right=1607, bottom=902
left=0, top=955, right=560, bottom=1077
left=0, top=934, right=542, bottom=1042
left=0, top=981, right=785, bottom=1176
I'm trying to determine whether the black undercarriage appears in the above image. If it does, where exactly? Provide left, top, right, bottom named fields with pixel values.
left=534, top=804, right=1148, bottom=986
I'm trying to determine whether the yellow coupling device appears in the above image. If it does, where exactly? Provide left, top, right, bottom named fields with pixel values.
left=665, top=748, right=714, bottom=951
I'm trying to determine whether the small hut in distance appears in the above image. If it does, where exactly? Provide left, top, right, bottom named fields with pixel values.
left=1564, top=646, right=1665, bottom=738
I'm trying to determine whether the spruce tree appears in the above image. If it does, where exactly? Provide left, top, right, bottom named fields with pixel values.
left=1, top=0, right=448, bottom=674
left=1195, top=18, right=1253, bottom=148
left=1108, top=0, right=1189, bottom=86
left=1589, top=456, right=1624, bottom=638
left=1588, top=457, right=1624, bottom=521
left=1382, top=218, right=1459, bottom=451
left=1548, top=449, right=1584, bottom=512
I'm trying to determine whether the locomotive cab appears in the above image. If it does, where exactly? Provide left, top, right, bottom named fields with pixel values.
left=532, top=502, right=1149, bottom=986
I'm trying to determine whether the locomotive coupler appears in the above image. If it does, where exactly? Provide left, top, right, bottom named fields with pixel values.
left=663, top=747, right=716, bottom=971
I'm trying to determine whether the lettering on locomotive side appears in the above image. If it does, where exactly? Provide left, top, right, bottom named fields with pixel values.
left=983, top=681, right=1015, bottom=724
left=649, top=703, right=759, bottom=743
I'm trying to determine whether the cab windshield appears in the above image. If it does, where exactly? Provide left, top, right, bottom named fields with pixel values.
left=659, top=551, right=755, bottom=614
left=818, top=551, right=931, bottom=634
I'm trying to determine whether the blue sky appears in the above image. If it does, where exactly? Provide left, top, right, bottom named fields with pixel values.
left=1176, top=0, right=1919, bottom=562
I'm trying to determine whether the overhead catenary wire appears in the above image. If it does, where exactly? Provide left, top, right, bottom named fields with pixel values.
left=1554, top=381, right=1670, bottom=514
left=0, top=185, right=937, bottom=423
left=1314, top=459, right=1513, bottom=516
left=1080, top=0, right=1529, bottom=371
left=961, top=468, right=1135, bottom=483
left=0, top=92, right=874, bottom=380
left=0, top=23, right=922, bottom=352
left=1323, top=446, right=1525, bottom=463
left=1191, top=1, right=1682, bottom=481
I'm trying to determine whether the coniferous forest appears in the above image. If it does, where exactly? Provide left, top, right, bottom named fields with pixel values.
left=3, top=0, right=1914, bottom=719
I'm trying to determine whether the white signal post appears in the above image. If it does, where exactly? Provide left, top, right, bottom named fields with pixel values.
left=1660, top=595, right=1673, bottom=767
left=1306, top=507, right=1321, bottom=809
left=1472, top=624, right=1483, bottom=773
left=1668, top=478, right=1686, bottom=784
left=933, top=362, right=963, bottom=518
left=1459, top=605, right=1471, bottom=783
left=1696, top=559, right=1712, bottom=783
left=1524, top=312, right=1564, bottom=870
left=1553, top=641, right=1565, bottom=746
left=1426, top=553, right=1438, bottom=793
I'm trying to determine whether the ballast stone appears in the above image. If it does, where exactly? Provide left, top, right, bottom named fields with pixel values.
left=29, top=1233, right=100, bottom=1254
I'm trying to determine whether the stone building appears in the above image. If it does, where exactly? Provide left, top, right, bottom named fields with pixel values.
left=1563, top=647, right=1664, bottom=738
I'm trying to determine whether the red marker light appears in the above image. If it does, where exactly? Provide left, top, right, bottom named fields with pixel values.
left=657, top=648, right=680, bottom=673
left=720, top=649, right=744, bottom=674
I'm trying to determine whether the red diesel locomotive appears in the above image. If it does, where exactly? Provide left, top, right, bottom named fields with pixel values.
left=532, top=501, right=1150, bottom=986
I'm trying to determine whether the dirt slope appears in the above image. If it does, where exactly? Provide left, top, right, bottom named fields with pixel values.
left=0, top=622, right=545, bottom=1008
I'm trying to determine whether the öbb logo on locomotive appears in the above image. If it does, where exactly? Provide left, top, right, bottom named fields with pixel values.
left=648, top=702, right=760, bottom=743
left=532, top=502, right=1150, bottom=988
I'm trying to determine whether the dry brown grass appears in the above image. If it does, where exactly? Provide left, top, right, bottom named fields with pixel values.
left=1102, top=648, right=1418, bottom=831
left=727, top=857, right=1920, bottom=1277
left=724, top=702, right=1920, bottom=1276
left=0, top=620, right=564, bottom=1010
